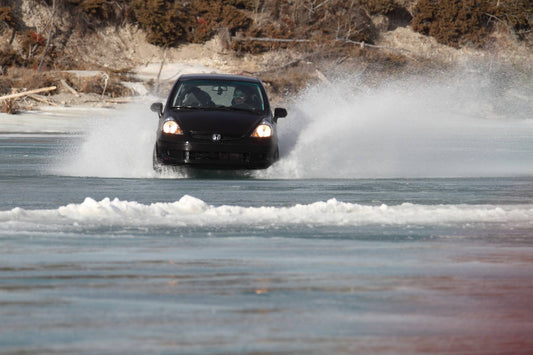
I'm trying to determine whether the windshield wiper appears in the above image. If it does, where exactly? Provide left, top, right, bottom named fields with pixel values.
left=172, top=105, right=211, bottom=110
left=172, top=105, right=262, bottom=114
left=213, top=106, right=261, bottom=114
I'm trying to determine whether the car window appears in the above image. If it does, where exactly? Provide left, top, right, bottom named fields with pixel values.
left=172, top=80, right=265, bottom=112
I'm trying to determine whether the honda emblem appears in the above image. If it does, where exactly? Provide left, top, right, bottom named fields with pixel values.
left=212, top=133, right=222, bottom=142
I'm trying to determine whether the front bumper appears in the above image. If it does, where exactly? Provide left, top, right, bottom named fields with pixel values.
left=154, top=137, right=278, bottom=169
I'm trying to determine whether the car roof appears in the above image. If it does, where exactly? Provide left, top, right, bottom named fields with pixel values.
left=177, top=73, right=262, bottom=84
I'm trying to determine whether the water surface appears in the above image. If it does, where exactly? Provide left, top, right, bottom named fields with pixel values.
left=2, top=70, right=533, bottom=354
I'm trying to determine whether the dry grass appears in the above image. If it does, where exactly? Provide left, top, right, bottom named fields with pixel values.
left=1, top=99, right=18, bottom=114
left=1, top=67, right=132, bottom=95
left=0, top=67, right=133, bottom=113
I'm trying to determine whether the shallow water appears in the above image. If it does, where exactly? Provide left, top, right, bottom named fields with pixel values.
left=2, top=70, right=533, bottom=354
left=2, top=133, right=533, bottom=354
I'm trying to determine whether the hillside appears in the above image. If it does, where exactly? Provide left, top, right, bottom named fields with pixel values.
left=1, top=0, right=531, bottom=113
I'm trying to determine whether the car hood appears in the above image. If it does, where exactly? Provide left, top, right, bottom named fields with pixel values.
left=168, top=110, right=267, bottom=136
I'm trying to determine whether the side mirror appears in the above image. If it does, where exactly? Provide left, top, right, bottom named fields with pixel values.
left=150, top=102, right=163, bottom=118
left=273, top=107, right=287, bottom=122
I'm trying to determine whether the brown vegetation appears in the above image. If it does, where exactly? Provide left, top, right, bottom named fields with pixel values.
left=0, top=67, right=133, bottom=113
left=231, top=0, right=379, bottom=54
left=412, top=0, right=532, bottom=48
left=131, top=0, right=251, bottom=46
left=1, top=0, right=531, bottom=113
left=1, top=0, right=530, bottom=70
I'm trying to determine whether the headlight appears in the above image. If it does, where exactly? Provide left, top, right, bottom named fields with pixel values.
left=251, top=123, right=273, bottom=138
left=162, top=120, right=183, bottom=135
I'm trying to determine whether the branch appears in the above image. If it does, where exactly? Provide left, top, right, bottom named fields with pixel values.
left=28, top=94, right=58, bottom=106
left=61, top=79, right=80, bottom=97
left=38, top=0, right=57, bottom=72
left=335, top=38, right=418, bottom=61
left=252, top=52, right=319, bottom=75
left=233, top=37, right=310, bottom=43
left=0, top=86, right=57, bottom=101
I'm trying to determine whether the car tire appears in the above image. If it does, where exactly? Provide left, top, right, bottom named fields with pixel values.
left=152, top=146, right=163, bottom=173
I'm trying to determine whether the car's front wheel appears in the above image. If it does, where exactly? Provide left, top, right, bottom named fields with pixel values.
left=273, top=147, right=280, bottom=162
left=152, top=146, right=163, bottom=173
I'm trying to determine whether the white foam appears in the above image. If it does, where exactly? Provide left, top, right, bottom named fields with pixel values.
left=1, top=195, right=532, bottom=232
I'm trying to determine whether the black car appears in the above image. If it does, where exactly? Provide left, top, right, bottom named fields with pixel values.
left=151, top=73, right=287, bottom=170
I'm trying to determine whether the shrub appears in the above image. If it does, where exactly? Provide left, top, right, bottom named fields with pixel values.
left=185, top=0, right=251, bottom=43
left=412, top=0, right=532, bottom=48
left=130, top=0, right=251, bottom=47
left=18, top=29, right=46, bottom=67
left=489, top=1, right=532, bottom=41
left=233, top=0, right=377, bottom=54
left=360, top=0, right=412, bottom=30
left=75, top=0, right=119, bottom=20
left=412, top=0, right=490, bottom=48
left=130, top=0, right=189, bottom=47
left=74, top=75, right=126, bottom=97
left=361, top=0, right=401, bottom=15
left=259, top=69, right=315, bottom=99
left=2, top=68, right=58, bottom=92
left=33, top=0, right=133, bottom=32
left=0, top=5, right=21, bottom=30
left=0, top=47, right=24, bottom=67
left=223, top=0, right=255, bottom=10
left=1, top=98, right=18, bottom=114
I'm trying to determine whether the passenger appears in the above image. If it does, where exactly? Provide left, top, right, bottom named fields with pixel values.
left=182, top=87, right=213, bottom=107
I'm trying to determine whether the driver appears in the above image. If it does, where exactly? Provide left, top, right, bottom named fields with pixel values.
left=232, top=88, right=249, bottom=106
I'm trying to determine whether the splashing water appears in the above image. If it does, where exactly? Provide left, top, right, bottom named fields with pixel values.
left=261, top=67, right=533, bottom=179
left=55, top=67, right=533, bottom=179
left=52, top=104, right=158, bottom=178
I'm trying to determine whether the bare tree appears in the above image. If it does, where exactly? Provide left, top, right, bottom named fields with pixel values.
left=38, top=0, right=57, bottom=72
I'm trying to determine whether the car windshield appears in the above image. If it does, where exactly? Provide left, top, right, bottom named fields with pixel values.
left=170, top=79, right=266, bottom=113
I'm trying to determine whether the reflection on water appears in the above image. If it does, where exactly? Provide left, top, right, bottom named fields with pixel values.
left=2, top=239, right=533, bottom=354
left=157, top=166, right=256, bottom=179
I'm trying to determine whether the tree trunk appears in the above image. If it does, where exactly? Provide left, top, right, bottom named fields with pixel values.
left=38, top=0, right=57, bottom=72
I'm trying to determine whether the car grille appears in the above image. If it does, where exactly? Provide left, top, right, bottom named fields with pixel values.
left=189, top=131, right=243, bottom=141
left=159, top=146, right=268, bottom=165
left=186, top=151, right=250, bottom=163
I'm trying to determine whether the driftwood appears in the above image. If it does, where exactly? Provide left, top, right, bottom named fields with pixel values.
left=253, top=52, right=319, bottom=75
left=336, top=39, right=418, bottom=61
left=104, top=98, right=132, bottom=103
left=61, top=79, right=80, bottom=96
left=0, top=86, right=57, bottom=101
left=27, top=94, right=58, bottom=106
left=233, top=36, right=310, bottom=43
